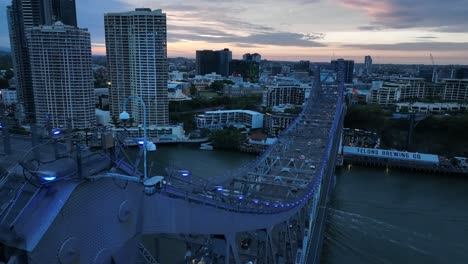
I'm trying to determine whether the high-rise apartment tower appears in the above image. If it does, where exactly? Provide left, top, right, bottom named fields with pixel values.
left=195, top=48, right=232, bottom=76
left=105, top=8, right=169, bottom=126
left=331, top=58, right=354, bottom=84
left=7, top=0, right=78, bottom=122
left=27, top=22, right=95, bottom=129
left=365, top=55, right=372, bottom=75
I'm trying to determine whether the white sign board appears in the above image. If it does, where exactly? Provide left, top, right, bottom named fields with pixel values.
left=343, top=146, right=439, bottom=164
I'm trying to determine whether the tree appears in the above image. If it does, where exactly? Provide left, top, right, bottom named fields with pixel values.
left=209, top=128, right=243, bottom=150
left=190, top=84, right=197, bottom=97
left=0, top=79, right=9, bottom=89
left=209, top=80, right=225, bottom=92
left=3, top=69, right=13, bottom=80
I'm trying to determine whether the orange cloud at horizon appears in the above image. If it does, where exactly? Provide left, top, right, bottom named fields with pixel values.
left=91, top=41, right=468, bottom=65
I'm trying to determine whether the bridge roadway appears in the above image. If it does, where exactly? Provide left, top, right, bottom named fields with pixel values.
left=0, top=84, right=344, bottom=263
left=130, top=84, right=343, bottom=263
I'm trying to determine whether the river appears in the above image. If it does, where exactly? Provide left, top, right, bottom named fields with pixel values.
left=322, top=166, right=468, bottom=264
left=134, top=144, right=468, bottom=263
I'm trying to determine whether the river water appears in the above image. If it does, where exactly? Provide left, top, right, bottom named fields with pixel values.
left=322, top=166, right=468, bottom=264
left=136, top=144, right=468, bottom=263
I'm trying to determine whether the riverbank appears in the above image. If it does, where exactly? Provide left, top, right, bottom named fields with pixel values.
left=344, top=105, right=468, bottom=157
left=341, top=146, right=468, bottom=175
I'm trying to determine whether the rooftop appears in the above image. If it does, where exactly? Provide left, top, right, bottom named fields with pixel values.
left=204, top=109, right=263, bottom=116
left=105, top=8, right=164, bottom=16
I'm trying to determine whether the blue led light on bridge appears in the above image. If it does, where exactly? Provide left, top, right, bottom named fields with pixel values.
left=42, top=175, right=57, bottom=181
left=273, top=204, right=279, bottom=208
left=38, top=171, right=57, bottom=182
left=179, top=170, right=190, bottom=177
left=252, top=199, right=259, bottom=204
left=51, top=128, right=62, bottom=135
left=238, top=195, right=243, bottom=200
left=137, top=139, right=145, bottom=145
left=264, top=202, right=270, bottom=206
left=216, top=186, right=223, bottom=191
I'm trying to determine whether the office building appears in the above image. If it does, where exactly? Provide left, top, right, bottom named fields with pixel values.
left=229, top=60, right=259, bottom=82
left=217, top=48, right=232, bottom=76
left=368, top=81, right=401, bottom=105
left=52, top=0, right=77, bottom=26
left=223, top=83, right=263, bottom=97
left=195, top=48, right=232, bottom=76
left=364, top=55, right=372, bottom=75
left=189, top=73, right=223, bottom=91
left=7, top=0, right=78, bottom=122
left=263, top=112, right=296, bottom=136
left=7, top=0, right=52, bottom=121
left=243, top=53, right=261, bottom=63
left=168, top=82, right=191, bottom=101
left=263, top=83, right=311, bottom=107
left=293, top=60, right=310, bottom=72
left=395, top=102, right=467, bottom=113
left=27, top=22, right=95, bottom=129
left=195, top=110, right=264, bottom=130
left=105, top=8, right=169, bottom=126
left=331, top=59, right=354, bottom=84
left=442, top=79, right=468, bottom=102
left=433, top=68, right=456, bottom=83
left=1, top=89, right=17, bottom=105
left=196, top=50, right=218, bottom=76
left=396, top=77, right=443, bottom=101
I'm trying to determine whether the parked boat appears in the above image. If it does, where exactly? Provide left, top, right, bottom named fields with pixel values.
left=124, top=138, right=154, bottom=147
left=200, top=142, right=213, bottom=151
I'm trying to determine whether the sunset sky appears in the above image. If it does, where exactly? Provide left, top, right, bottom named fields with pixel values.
left=1, top=0, right=468, bottom=64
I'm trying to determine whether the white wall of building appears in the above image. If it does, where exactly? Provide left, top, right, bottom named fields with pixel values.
left=95, top=109, right=111, bottom=125
left=0, top=89, right=17, bottom=105
left=196, top=110, right=264, bottom=130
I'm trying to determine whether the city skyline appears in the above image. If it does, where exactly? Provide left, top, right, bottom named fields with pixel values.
left=1, top=0, right=468, bottom=64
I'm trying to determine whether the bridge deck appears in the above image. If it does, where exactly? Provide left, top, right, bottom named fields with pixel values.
left=160, top=86, right=342, bottom=214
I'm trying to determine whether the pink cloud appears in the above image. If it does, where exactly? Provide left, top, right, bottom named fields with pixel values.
left=340, top=0, right=393, bottom=17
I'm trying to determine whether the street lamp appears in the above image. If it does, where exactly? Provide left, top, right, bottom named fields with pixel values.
left=120, top=96, right=156, bottom=181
